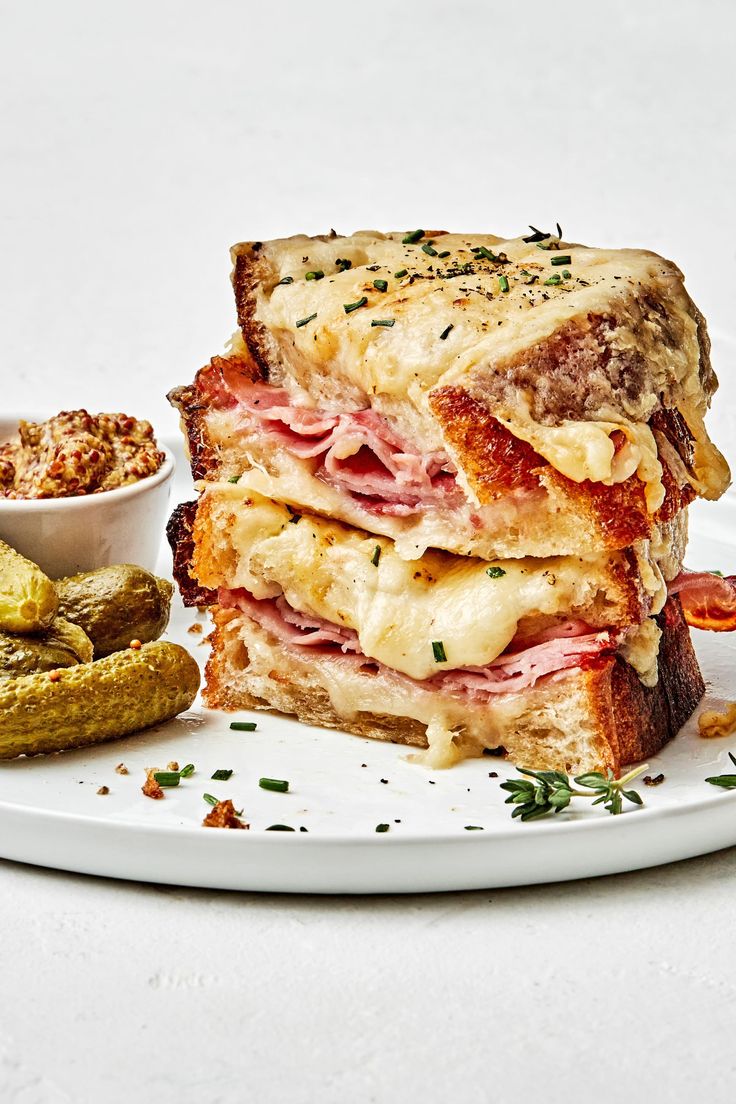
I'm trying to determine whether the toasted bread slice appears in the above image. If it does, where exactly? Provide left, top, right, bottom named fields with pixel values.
left=203, top=596, right=703, bottom=777
left=230, top=231, right=729, bottom=507
left=169, top=345, right=698, bottom=561
left=187, top=485, right=677, bottom=681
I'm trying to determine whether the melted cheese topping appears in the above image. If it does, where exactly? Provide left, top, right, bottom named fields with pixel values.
left=235, top=230, right=729, bottom=501
left=246, top=232, right=695, bottom=400
left=196, top=487, right=662, bottom=681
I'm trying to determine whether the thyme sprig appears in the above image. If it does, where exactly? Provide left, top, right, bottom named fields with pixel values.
left=500, top=764, right=647, bottom=821
left=705, top=751, right=736, bottom=789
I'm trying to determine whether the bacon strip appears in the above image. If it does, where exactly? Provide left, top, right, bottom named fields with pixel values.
left=220, top=588, right=618, bottom=699
left=667, top=570, right=736, bottom=631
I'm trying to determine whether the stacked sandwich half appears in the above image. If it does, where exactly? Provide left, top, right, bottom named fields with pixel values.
left=169, top=229, right=734, bottom=774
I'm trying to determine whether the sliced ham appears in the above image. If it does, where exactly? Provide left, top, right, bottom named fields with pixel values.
left=667, top=570, right=736, bottom=631
left=221, top=587, right=618, bottom=699
left=221, top=376, right=460, bottom=514
left=433, top=631, right=617, bottom=698
left=220, top=588, right=361, bottom=653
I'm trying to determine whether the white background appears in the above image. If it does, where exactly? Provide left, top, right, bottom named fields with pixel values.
left=2, top=1, right=736, bottom=1101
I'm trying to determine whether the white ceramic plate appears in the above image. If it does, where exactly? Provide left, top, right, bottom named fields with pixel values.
left=1, top=443, right=735, bottom=894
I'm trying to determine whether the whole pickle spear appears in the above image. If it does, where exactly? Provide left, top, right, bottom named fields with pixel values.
left=0, top=617, right=93, bottom=679
left=0, top=641, right=200, bottom=759
left=55, top=564, right=173, bottom=657
left=0, top=539, right=58, bottom=633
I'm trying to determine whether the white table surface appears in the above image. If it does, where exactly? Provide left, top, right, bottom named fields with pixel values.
left=2, top=1, right=736, bottom=1100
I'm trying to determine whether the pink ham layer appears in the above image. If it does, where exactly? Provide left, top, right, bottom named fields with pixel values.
left=219, top=374, right=462, bottom=516
left=219, top=587, right=620, bottom=702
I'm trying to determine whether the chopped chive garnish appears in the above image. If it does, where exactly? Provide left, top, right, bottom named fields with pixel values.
left=335, top=258, right=352, bottom=271
left=227, top=474, right=241, bottom=484
left=371, top=319, right=395, bottom=328
left=276, top=275, right=294, bottom=286
left=438, top=250, right=451, bottom=258
left=402, top=229, right=425, bottom=244
left=344, top=297, right=368, bottom=314
left=179, top=763, right=195, bottom=778
left=153, top=771, right=181, bottom=787
left=296, top=313, right=317, bottom=328
left=421, top=242, right=438, bottom=257
left=259, top=777, right=289, bottom=793
left=464, top=825, right=484, bottom=831
left=432, top=640, right=447, bottom=663
left=373, top=278, right=388, bottom=292
left=561, top=270, right=571, bottom=279
left=712, top=570, right=725, bottom=577
left=305, top=270, right=324, bottom=281
left=439, top=324, right=454, bottom=340
left=371, top=545, right=381, bottom=566
left=498, top=275, right=509, bottom=293
left=394, top=269, right=408, bottom=278
left=266, top=824, right=295, bottom=831
left=486, top=566, right=506, bottom=579
left=230, top=721, right=257, bottom=731
left=475, top=246, right=500, bottom=262
left=544, top=274, right=562, bottom=286
left=375, top=823, right=390, bottom=833
left=550, top=255, right=571, bottom=267
left=211, top=769, right=233, bottom=781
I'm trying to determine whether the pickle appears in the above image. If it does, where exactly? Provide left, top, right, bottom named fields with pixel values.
left=0, top=617, right=93, bottom=679
left=0, top=641, right=200, bottom=759
left=55, top=564, right=173, bottom=657
left=0, top=539, right=58, bottom=633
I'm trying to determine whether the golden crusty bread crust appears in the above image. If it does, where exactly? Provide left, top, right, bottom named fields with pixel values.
left=202, top=596, right=703, bottom=777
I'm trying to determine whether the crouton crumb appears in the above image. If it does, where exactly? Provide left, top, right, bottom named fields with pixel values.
left=202, top=799, right=248, bottom=829
left=167, top=761, right=180, bottom=772
left=97, top=785, right=110, bottom=795
left=115, top=762, right=128, bottom=775
left=188, top=623, right=203, bottom=634
left=142, top=768, right=164, bottom=800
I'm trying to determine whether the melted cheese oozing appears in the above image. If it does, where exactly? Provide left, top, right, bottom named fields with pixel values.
left=618, top=617, right=662, bottom=688
left=200, top=488, right=661, bottom=681
left=495, top=416, right=665, bottom=511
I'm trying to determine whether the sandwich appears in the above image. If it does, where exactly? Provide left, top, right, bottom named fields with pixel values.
left=169, top=228, right=733, bottom=775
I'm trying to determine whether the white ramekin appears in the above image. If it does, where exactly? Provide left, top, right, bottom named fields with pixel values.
left=0, top=416, right=174, bottom=579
